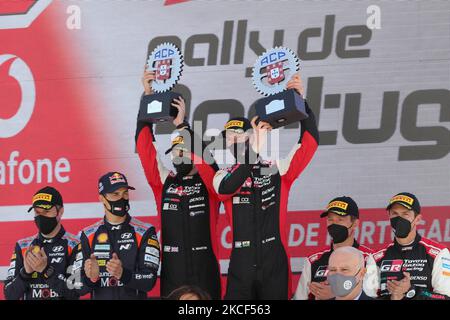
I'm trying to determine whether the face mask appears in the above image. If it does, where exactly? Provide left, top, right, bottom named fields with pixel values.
left=104, top=197, right=130, bottom=217
left=328, top=223, right=352, bottom=244
left=34, top=215, right=58, bottom=235
left=390, top=216, right=412, bottom=238
left=328, top=269, right=361, bottom=298
left=173, top=157, right=193, bottom=176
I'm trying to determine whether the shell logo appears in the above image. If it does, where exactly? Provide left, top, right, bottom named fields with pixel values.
left=97, top=233, right=108, bottom=244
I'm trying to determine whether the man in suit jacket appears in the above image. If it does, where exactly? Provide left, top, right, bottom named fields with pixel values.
left=327, top=246, right=374, bottom=300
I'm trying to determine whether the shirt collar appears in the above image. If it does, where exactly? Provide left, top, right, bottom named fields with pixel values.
left=103, top=214, right=131, bottom=230
left=394, top=233, right=421, bottom=251
left=38, top=225, right=65, bottom=243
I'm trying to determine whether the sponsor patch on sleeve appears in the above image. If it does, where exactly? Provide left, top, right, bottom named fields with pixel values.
left=147, top=239, right=159, bottom=248
left=144, top=254, right=159, bottom=265
left=145, top=247, right=159, bottom=257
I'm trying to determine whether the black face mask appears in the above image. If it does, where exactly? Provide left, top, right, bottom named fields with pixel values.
left=390, top=216, right=412, bottom=239
left=328, top=223, right=352, bottom=244
left=35, top=215, right=58, bottom=235
left=105, top=197, right=130, bottom=217
left=173, top=157, right=193, bottom=176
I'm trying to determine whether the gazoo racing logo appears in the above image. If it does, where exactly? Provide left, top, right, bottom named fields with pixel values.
left=148, top=15, right=450, bottom=161
left=380, top=260, right=404, bottom=273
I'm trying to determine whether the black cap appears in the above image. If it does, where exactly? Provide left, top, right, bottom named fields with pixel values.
left=320, top=196, right=359, bottom=218
left=98, top=172, right=135, bottom=194
left=386, top=192, right=421, bottom=214
left=165, top=132, right=192, bottom=155
left=27, top=186, right=63, bottom=213
left=220, top=117, right=252, bottom=137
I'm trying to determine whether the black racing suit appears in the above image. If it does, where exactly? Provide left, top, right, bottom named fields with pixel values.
left=79, top=214, right=159, bottom=299
left=294, top=240, right=374, bottom=300
left=365, top=234, right=450, bottom=299
left=135, top=121, right=221, bottom=299
left=4, top=226, right=87, bottom=300
left=196, top=102, right=319, bottom=300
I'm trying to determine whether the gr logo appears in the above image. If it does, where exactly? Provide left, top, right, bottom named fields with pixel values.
left=380, top=260, right=404, bottom=272
left=314, top=266, right=329, bottom=278
left=0, top=55, right=35, bottom=138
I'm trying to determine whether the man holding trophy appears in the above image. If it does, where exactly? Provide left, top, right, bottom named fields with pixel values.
left=135, top=43, right=221, bottom=299
left=195, top=47, right=320, bottom=299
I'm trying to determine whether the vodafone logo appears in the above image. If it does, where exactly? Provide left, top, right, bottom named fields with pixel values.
left=0, top=55, right=35, bottom=138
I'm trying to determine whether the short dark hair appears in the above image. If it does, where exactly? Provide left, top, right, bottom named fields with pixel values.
left=165, top=285, right=211, bottom=300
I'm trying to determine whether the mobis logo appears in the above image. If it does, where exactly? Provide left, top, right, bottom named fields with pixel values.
left=148, top=15, right=450, bottom=161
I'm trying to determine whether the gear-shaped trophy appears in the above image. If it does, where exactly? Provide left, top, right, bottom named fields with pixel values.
left=139, top=43, right=184, bottom=123
left=252, top=47, right=308, bottom=128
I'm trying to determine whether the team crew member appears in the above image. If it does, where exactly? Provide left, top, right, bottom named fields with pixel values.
left=293, top=196, right=374, bottom=300
left=135, top=69, right=221, bottom=299
left=4, top=187, right=86, bottom=300
left=195, top=73, right=319, bottom=299
left=364, top=192, right=450, bottom=300
left=79, top=172, right=159, bottom=300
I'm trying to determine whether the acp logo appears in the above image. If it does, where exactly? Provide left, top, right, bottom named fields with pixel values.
left=0, top=55, right=36, bottom=138
left=0, top=0, right=52, bottom=30
left=260, top=51, right=286, bottom=67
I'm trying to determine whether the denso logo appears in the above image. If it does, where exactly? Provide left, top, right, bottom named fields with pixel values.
left=0, top=55, right=36, bottom=138
left=381, top=260, right=404, bottom=272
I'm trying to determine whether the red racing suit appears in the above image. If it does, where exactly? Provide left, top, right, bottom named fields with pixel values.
left=193, top=102, right=319, bottom=299
left=136, top=122, right=221, bottom=299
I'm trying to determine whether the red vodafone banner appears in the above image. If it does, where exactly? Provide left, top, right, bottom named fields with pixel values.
left=0, top=0, right=112, bottom=207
